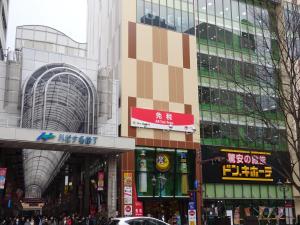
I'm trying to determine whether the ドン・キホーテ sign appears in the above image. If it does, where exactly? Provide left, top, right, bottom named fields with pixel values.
left=202, top=146, right=291, bottom=184
left=130, top=107, right=195, bottom=132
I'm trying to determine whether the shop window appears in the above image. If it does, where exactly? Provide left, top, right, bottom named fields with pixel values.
left=135, top=148, right=194, bottom=198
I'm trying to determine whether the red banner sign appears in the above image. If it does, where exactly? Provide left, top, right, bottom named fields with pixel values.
left=131, top=107, right=195, bottom=132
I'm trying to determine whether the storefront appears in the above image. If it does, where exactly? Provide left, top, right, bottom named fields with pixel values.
left=201, top=146, right=294, bottom=225
left=135, top=147, right=196, bottom=224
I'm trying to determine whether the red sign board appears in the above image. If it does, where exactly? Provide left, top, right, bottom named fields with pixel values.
left=135, top=201, right=144, bottom=216
left=131, top=107, right=195, bottom=132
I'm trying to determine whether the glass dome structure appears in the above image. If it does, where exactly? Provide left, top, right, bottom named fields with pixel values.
left=21, top=63, right=97, bottom=198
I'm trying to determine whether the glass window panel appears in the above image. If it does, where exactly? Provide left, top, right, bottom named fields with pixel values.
left=233, top=185, right=243, bottom=198
left=225, top=184, right=234, bottom=198
left=243, top=184, right=251, bottom=198
left=232, top=0, right=239, bottom=22
left=160, top=2, right=167, bottom=28
left=198, top=0, right=206, bottom=14
left=251, top=185, right=260, bottom=199
left=152, top=2, right=160, bottom=26
left=175, top=8, right=182, bottom=32
left=167, top=1, right=175, bottom=30
left=239, top=1, right=247, bottom=22
left=182, top=10, right=189, bottom=33
left=216, top=184, right=225, bottom=198
left=145, top=1, right=153, bottom=25
left=204, top=183, right=216, bottom=198
left=137, top=0, right=145, bottom=23
left=207, top=0, right=215, bottom=16
left=260, top=185, right=269, bottom=199
left=215, top=0, right=223, bottom=18
left=223, top=0, right=231, bottom=20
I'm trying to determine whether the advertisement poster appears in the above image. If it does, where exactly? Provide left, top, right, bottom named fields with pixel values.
left=0, top=168, right=7, bottom=190
left=97, top=171, right=104, bottom=191
left=202, top=146, right=291, bottom=184
left=123, top=172, right=133, bottom=216
left=131, top=107, right=195, bottom=132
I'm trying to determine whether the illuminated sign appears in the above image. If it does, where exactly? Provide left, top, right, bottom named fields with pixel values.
left=221, top=150, right=273, bottom=182
left=36, top=132, right=98, bottom=145
left=202, top=146, right=291, bottom=184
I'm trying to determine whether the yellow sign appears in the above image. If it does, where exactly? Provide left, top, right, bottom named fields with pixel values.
left=222, top=164, right=273, bottom=182
left=156, top=153, right=170, bottom=172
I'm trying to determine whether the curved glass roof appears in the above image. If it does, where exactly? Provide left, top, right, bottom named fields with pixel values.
left=21, top=63, right=97, bottom=198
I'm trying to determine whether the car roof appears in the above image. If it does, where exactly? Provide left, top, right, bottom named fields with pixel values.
left=113, top=217, right=166, bottom=222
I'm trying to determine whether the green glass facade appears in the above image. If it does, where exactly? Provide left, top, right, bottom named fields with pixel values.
left=196, top=0, right=292, bottom=206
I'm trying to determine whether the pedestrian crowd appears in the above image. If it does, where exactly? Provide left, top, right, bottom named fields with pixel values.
left=0, top=214, right=110, bottom=225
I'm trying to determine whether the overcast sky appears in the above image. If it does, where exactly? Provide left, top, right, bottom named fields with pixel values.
left=7, top=0, right=87, bottom=49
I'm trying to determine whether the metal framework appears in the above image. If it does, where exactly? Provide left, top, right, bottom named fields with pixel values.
left=21, top=63, right=97, bottom=197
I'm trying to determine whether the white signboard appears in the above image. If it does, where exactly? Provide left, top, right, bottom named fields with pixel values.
left=226, top=210, right=233, bottom=225
left=188, top=210, right=196, bottom=225
left=124, top=186, right=133, bottom=204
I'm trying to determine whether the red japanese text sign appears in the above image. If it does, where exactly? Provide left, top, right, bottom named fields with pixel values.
left=130, top=107, right=195, bottom=132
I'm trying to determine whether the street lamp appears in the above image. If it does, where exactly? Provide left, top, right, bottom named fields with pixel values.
left=277, top=179, right=291, bottom=200
left=277, top=179, right=291, bottom=222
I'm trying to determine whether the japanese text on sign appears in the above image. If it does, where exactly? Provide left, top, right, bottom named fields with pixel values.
left=58, top=134, right=98, bottom=145
left=221, top=149, right=273, bottom=182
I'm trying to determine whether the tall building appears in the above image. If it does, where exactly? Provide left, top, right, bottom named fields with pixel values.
left=88, top=0, right=296, bottom=224
left=197, top=0, right=296, bottom=223
left=88, top=0, right=200, bottom=222
left=0, top=0, right=8, bottom=59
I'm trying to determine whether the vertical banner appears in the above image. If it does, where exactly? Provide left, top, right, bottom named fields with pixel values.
left=124, top=172, right=133, bottom=216
left=0, top=168, right=7, bottom=190
left=97, top=171, right=104, bottom=191
left=133, top=182, right=144, bottom=216
left=188, top=202, right=197, bottom=225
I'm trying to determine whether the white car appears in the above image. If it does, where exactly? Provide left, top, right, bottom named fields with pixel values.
left=109, top=217, right=170, bottom=225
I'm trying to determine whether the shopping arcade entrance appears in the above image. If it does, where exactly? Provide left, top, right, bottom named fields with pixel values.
left=0, top=126, right=135, bottom=217
left=0, top=126, right=134, bottom=154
